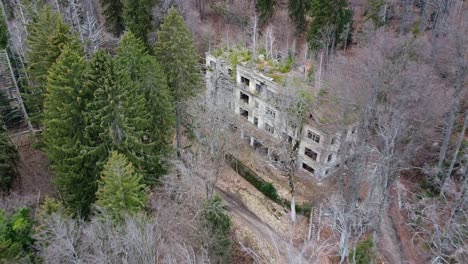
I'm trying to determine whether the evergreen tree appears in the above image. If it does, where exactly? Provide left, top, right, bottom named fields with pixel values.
left=101, top=0, right=125, bottom=36
left=85, top=34, right=173, bottom=185
left=154, top=8, right=201, bottom=155
left=256, top=0, right=277, bottom=23
left=0, top=4, right=8, bottom=49
left=308, top=0, right=353, bottom=50
left=25, top=6, right=78, bottom=124
left=95, top=151, right=148, bottom=220
left=122, top=0, right=153, bottom=43
left=43, top=46, right=94, bottom=216
left=202, top=194, right=232, bottom=262
left=0, top=92, right=22, bottom=128
left=116, top=32, right=175, bottom=182
left=0, top=116, right=18, bottom=192
left=0, top=208, right=34, bottom=261
left=288, top=0, right=312, bottom=32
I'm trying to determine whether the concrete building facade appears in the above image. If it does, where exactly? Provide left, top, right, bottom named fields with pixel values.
left=205, top=53, right=355, bottom=179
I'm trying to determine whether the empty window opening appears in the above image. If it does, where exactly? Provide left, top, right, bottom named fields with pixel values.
left=254, top=117, right=259, bottom=127
left=266, top=107, right=276, bottom=118
left=302, top=163, right=315, bottom=174
left=307, top=130, right=320, bottom=143
left=240, top=91, right=249, bottom=104
left=305, top=147, right=318, bottom=161
left=327, top=154, right=333, bottom=162
left=228, top=68, right=233, bottom=76
left=240, top=108, right=249, bottom=119
left=335, top=163, right=340, bottom=168
left=325, top=170, right=329, bottom=175
left=331, top=137, right=336, bottom=145
left=255, top=82, right=263, bottom=93
left=241, top=76, right=250, bottom=86
left=265, top=123, right=275, bottom=134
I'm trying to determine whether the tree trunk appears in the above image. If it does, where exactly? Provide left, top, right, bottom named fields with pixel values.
left=176, top=105, right=182, bottom=157
left=437, top=97, right=459, bottom=174
left=290, top=195, right=296, bottom=222
left=442, top=114, right=467, bottom=194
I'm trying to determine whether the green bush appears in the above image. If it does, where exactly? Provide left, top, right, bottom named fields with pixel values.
left=225, top=154, right=312, bottom=216
left=349, top=238, right=375, bottom=264
left=0, top=208, right=34, bottom=261
left=0, top=7, right=8, bottom=50
left=260, top=182, right=278, bottom=200
left=0, top=116, right=18, bottom=192
left=203, top=194, right=232, bottom=263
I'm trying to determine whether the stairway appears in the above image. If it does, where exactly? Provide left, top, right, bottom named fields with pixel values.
left=0, top=49, right=33, bottom=131
left=308, top=205, right=320, bottom=241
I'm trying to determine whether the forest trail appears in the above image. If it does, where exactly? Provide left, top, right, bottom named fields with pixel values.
left=379, top=211, right=404, bottom=264
left=216, top=187, right=308, bottom=263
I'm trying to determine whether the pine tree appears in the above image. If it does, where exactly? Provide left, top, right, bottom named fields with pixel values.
left=25, top=6, right=78, bottom=124
left=0, top=116, right=18, bottom=192
left=115, top=32, right=174, bottom=184
left=202, top=194, right=232, bottom=262
left=43, top=45, right=94, bottom=216
left=83, top=47, right=149, bottom=185
left=0, top=208, right=34, bottom=261
left=154, top=8, right=201, bottom=155
left=288, top=0, right=312, bottom=32
left=100, top=0, right=125, bottom=36
left=308, top=0, right=353, bottom=50
left=95, top=151, right=148, bottom=220
left=122, top=0, right=153, bottom=43
left=256, top=0, right=276, bottom=23
left=0, top=4, right=8, bottom=49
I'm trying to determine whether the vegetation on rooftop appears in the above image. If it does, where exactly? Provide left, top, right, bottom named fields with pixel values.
left=212, top=46, right=296, bottom=85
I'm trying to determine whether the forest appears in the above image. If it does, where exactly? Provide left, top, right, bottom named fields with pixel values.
left=0, top=0, right=466, bottom=263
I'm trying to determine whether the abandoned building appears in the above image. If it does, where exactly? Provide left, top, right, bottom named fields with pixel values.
left=205, top=52, right=356, bottom=179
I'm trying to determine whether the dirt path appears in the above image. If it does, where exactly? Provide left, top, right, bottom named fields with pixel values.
left=10, top=131, right=55, bottom=197
left=378, top=211, right=404, bottom=264
left=217, top=187, right=308, bottom=263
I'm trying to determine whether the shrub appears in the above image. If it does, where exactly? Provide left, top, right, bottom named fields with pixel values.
left=349, top=238, right=375, bottom=264
left=260, top=182, right=278, bottom=200
left=0, top=208, right=34, bottom=261
left=203, top=194, right=232, bottom=263
left=225, top=154, right=312, bottom=216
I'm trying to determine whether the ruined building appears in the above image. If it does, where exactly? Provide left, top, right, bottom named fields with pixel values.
left=205, top=52, right=356, bottom=179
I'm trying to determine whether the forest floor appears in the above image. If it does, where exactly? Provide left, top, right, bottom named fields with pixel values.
left=9, top=131, right=55, bottom=198
left=217, top=165, right=310, bottom=263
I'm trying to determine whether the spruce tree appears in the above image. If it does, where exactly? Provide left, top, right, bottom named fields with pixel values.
left=0, top=116, right=18, bottom=192
left=256, top=0, right=276, bottom=23
left=115, top=32, right=174, bottom=184
left=122, top=0, right=153, bottom=42
left=25, top=6, right=78, bottom=124
left=154, top=8, right=201, bottom=155
left=308, top=0, right=353, bottom=50
left=95, top=151, right=148, bottom=220
left=288, top=0, right=312, bottom=32
left=0, top=4, right=8, bottom=49
left=100, top=0, right=125, bottom=36
left=43, top=46, right=94, bottom=216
